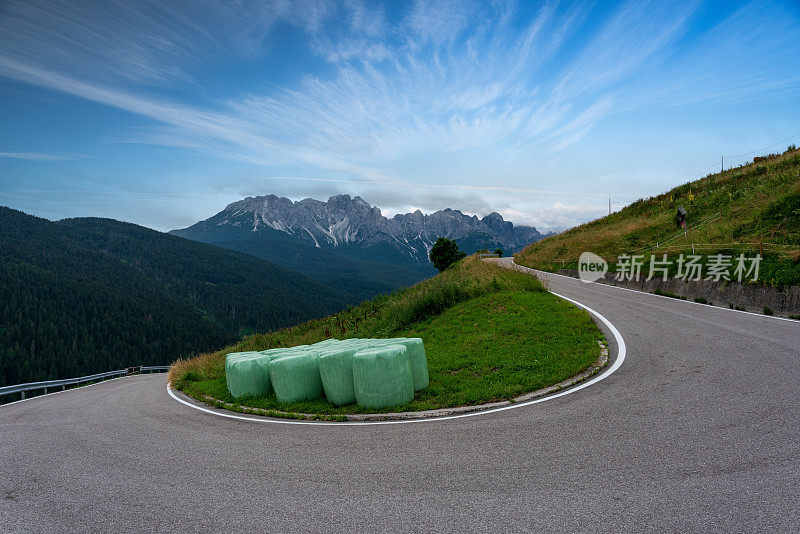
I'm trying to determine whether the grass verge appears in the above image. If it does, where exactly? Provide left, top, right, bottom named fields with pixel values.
left=170, top=256, right=603, bottom=415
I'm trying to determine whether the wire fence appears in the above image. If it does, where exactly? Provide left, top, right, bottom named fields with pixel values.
left=642, top=211, right=721, bottom=252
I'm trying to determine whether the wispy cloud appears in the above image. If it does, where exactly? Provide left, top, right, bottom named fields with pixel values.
left=0, top=0, right=622, bottom=174
left=0, top=0, right=335, bottom=86
left=1, top=0, right=799, bottom=231
left=0, top=151, right=82, bottom=161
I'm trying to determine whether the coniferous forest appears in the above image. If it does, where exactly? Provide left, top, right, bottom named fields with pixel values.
left=0, top=207, right=353, bottom=387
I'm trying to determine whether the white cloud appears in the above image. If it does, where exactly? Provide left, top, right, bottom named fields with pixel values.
left=0, top=151, right=79, bottom=161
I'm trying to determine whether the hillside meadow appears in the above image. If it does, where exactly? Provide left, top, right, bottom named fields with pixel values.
left=516, top=148, right=800, bottom=286
left=170, top=256, right=604, bottom=416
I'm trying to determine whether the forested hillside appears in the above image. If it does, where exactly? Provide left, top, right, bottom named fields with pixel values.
left=197, top=235, right=434, bottom=303
left=0, top=208, right=352, bottom=386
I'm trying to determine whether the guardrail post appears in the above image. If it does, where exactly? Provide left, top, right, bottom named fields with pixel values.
left=20, top=391, right=25, bottom=400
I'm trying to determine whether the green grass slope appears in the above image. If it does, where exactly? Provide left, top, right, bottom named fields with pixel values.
left=516, top=147, right=800, bottom=285
left=170, top=255, right=604, bottom=415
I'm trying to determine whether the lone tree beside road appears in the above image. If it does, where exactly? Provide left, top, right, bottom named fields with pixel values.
left=429, top=237, right=466, bottom=272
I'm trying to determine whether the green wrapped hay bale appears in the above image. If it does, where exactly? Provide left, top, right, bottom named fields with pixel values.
left=389, top=338, right=429, bottom=391
left=259, top=348, right=291, bottom=356
left=225, top=354, right=274, bottom=399
left=357, top=338, right=428, bottom=390
left=350, top=339, right=377, bottom=350
left=318, top=348, right=358, bottom=406
left=353, top=344, right=414, bottom=409
left=311, top=339, right=340, bottom=349
left=261, top=348, right=298, bottom=364
left=269, top=352, right=323, bottom=403
left=225, top=351, right=261, bottom=365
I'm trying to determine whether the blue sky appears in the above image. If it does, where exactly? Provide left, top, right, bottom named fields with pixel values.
left=1, top=0, right=799, bottom=231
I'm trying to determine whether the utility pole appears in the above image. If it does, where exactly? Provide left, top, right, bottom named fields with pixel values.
left=609, top=197, right=611, bottom=215
left=721, top=155, right=723, bottom=172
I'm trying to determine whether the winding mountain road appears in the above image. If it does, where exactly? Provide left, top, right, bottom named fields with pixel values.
left=2, top=259, right=799, bottom=532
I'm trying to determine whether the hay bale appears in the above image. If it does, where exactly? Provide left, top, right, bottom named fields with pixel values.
left=225, top=354, right=273, bottom=399
left=318, top=347, right=358, bottom=406
left=353, top=344, right=414, bottom=409
left=225, top=351, right=261, bottom=366
left=269, top=352, right=323, bottom=403
left=388, top=338, right=429, bottom=391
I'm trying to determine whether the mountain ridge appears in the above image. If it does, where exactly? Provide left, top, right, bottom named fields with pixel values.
left=172, top=193, right=545, bottom=264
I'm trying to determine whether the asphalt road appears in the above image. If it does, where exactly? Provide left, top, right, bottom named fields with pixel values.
left=2, top=259, right=799, bottom=533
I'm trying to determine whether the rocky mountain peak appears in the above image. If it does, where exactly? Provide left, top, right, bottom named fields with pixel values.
left=481, top=211, right=513, bottom=233
left=173, top=193, right=545, bottom=261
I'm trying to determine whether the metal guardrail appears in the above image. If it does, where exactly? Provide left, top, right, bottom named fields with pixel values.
left=478, top=253, right=501, bottom=258
left=0, top=365, right=170, bottom=402
left=140, top=366, right=170, bottom=373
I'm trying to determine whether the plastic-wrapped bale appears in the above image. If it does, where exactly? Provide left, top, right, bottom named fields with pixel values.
left=224, top=351, right=262, bottom=397
left=311, top=339, right=340, bottom=349
left=225, top=353, right=274, bottom=399
left=225, top=351, right=261, bottom=366
left=353, top=344, right=414, bottom=409
left=350, top=339, right=376, bottom=350
left=269, top=352, right=324, bottom=403
left=261, top=348, right=298, bottom=364
left=318, top=347, right=359, bottom=406
left=259, top=348, right=291, bottom=355
left=338, top=341, right=363, bottom=352
left=362, top=338, right=428, bottom=390
left=389, top=338, right=429, bottom=391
